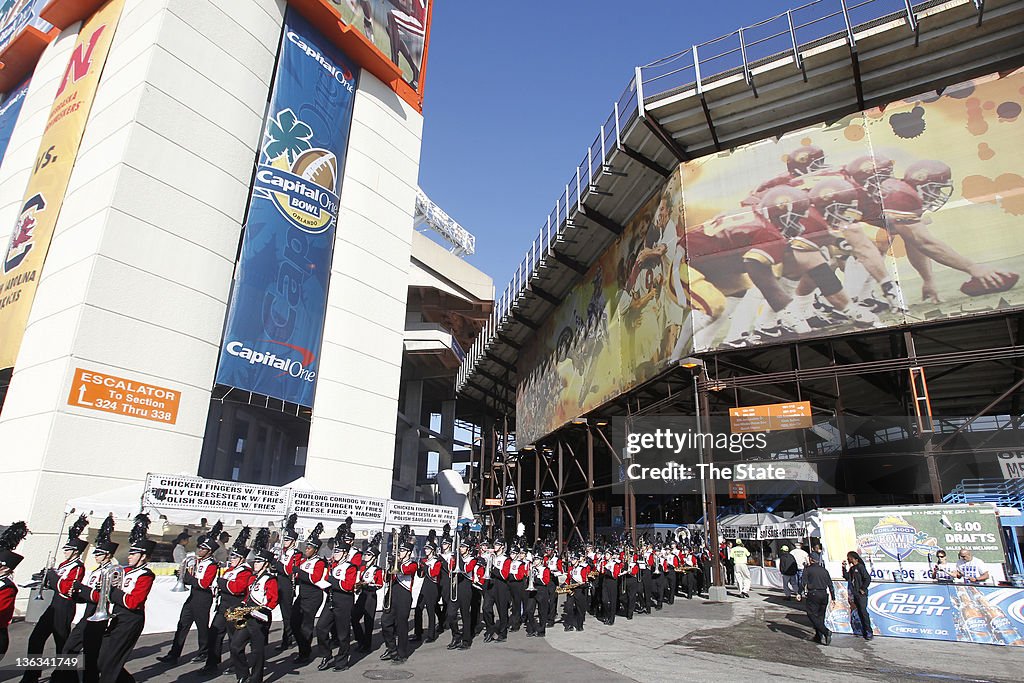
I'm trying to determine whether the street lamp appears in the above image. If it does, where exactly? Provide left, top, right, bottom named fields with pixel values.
left=678, top=357, right=727, bottom=602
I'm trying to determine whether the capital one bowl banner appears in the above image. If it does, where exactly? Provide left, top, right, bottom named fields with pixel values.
left=826, top=582, right=1024, bottom=646
left=0, top=0, right=52, bottom=54
left=0, top=77, right=29, bottom=163
left=0, top=0, right=126, bottom=369
left=215, top=9, right=358, bottom=407
left=516, top=68, right=1024, bottom=446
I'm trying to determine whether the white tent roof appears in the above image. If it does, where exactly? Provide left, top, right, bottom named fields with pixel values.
left=719, top=512, right=787, bottom=526
left=66, top=481, right=143, bottom=521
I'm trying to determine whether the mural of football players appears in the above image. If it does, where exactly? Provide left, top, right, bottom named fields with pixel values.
left=620, top=218, right=668, bottom=377
left=386, top=0, right=427, bottom=87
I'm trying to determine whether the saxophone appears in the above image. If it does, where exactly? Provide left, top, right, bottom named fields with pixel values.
left=225, top=605, right=260, bottom=630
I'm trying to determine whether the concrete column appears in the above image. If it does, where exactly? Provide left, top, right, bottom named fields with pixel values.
left=438, top=399, right=456, bottom=471
left=394, top=380, right=423, bottom=500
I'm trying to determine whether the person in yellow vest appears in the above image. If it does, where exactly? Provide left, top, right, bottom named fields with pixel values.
left=730, top=539, right=752, bottom=598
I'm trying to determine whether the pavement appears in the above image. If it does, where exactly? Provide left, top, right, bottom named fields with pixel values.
left=2, top=586, right=1021, bottom=683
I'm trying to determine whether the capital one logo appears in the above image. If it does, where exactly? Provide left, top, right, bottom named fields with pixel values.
left=56, top=23, right=107, bottom=97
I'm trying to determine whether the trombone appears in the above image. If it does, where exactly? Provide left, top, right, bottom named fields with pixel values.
left=382, top=527, right=399, bottom=612
left=450, top=526, right=460, bottom=602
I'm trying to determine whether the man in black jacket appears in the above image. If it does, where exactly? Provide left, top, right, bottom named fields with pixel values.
left=803, top=555, right=835, bottom=645
left=842, top=551, right=873, bottom=640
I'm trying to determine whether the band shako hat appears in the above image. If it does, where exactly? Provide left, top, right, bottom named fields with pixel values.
left=230, top=526, right=252, bottom=558
left=128, top=514, right=156, bottom=555
left=306, top=522, right=324, bottom=550
left=0, top=521, right=29, bottom=569
left=333, top=517, right=354, bottom=552
left=424, top=529, right=438, bottom=552
left=198, top=520, right=223, bottom=552
left=398, top=525, right=415, bottom=553
left=93, top=514, right=118, bottom=555
left=282, top=513, right=299, bottom=541
left=457, top=523, right=470, bottom=549
left=252, top=528, right=275, bottom=564
left=363, top=532, right=382, bottom=558
left=63, top=514, right=89, bottom=553
left=441, top=523, right=452, bottom=546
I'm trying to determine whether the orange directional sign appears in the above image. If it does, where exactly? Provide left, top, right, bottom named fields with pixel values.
left=67, top=367, right=180, bottom=424
left=729, top=401, right=812, bottom=433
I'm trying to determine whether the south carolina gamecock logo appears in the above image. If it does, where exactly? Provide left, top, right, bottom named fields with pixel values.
left=252, top=108, right=339, bottom=234
left=4, top=193, right=46, bottom=274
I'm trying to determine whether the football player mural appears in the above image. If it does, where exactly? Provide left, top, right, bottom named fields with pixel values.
left=516, top=68, right=1024, bottom=446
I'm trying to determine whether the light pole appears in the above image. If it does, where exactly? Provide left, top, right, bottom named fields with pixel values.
left=680, top=357, right=727, bottom=602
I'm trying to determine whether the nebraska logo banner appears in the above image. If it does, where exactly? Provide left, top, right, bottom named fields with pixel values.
left=214, top=8, right=358, bottom=407
left=0, top=0, right=126, bottom=369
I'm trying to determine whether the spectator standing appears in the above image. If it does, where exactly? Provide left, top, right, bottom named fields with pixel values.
left=790, top=542, right=809, bottom=601
left=954, top=549, right=990, bottom=585
left=842, top=551, right=873, bottom=640
left=730, top=540, right=752, bottom=598
left=779, top=545, right=799, bottom=600
left=803, top=554, right=835, bottom=645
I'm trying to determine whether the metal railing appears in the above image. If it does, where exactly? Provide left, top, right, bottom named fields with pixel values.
left=943, top=478, right=1024, bottom=508
left=457, top=0, right=965, bottom=396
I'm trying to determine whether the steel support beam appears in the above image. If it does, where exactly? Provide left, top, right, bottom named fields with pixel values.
left=619, top=144, right=672, bottom=177
left=527, top=284, right=562, bottom=306
left=511, top=312, right=540, bottom=331
left=550, top=249, right=589, bottom=275
left=495, top=333, right=522, bottom=350
left=484, top=352, right=515, bottom=373
left=578, top=205, right=625, bottom=236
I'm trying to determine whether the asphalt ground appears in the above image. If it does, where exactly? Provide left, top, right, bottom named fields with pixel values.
left=1, top=586, right=1020, bottom=683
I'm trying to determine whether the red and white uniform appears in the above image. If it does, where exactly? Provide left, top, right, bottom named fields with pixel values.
left=465, top=556, right=486, bottom=589
left=297, top=555, right=329, bottom=591
left=601, top=559, right=621, bottom=578
left=245, top=572, right=279, bottom=622
left=358, top=562, right=384, bottom=590
left=277, top=546, right=302, bottom=578
left=192, top=556, right=218, bottom=591
left=528, top=564, right=551, bottom=589
left=647, top=552, right=661, bottom=574
left=509, top=560, right=527, bottom=581
left=54, top=557, right=86, bottom=599
left=0, top=576, right=16, bottom=627
left=329, top=550, right=362, bottom=593
left=392, top=560, right=419, bottom=592
left=662, top=554, right=679, bottom=574
left=420, top=556, right=441, bottom=584
left=221, top=562, right=254, bottom=598
left=569, top=565, right=590, bottom=584
left=111, top=564, right=155, bottom=613
left=488, top=553, right=511, bottom=582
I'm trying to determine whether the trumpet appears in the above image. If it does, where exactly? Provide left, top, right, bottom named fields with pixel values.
left=225, top=605, right=259, bottom=629
left=88, top=563, right=125, bottom=622
left=171, top=554, right=197, bottom=592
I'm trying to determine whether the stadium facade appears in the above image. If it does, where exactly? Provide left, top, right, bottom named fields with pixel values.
left=455, top=0, right=1024, bottom=549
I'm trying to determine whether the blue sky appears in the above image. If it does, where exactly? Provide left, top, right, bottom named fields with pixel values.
left=417, top=1, right=796, bottom=294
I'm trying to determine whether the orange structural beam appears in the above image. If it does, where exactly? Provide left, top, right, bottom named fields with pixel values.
left=286, top=0, right=425, bottom=113
left=40, top=0, right=107, bottom=28
left=0, top=24, right=59, bottom=93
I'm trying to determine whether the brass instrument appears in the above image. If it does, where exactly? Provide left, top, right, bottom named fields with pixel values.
left=555, top=581, right=584, bottom=596
left=171, top=554, right=197, bottom=592
left=450, top=527, right=459, bottom=602
left=382, top=527, right=400, bottom=612
left=225, top=605, right=260, bottom=630
left=33, top=552, right=54, bottom=601
left=88, top=563, right=125, bottom=622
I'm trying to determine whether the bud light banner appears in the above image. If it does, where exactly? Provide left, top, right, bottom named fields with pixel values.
left=826, top=581, right=1024, bottom=646
left=214, top=9, right=358, bottom=407
left=0, top=77, right=29, bottom=163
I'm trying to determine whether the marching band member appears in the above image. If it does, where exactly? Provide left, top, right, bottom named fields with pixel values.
left=563, top=552, right=591, bottom=632
left=159, top=521, right=222, bottom=665
left=523, top=543, right=551, bottom=637
left=200, top=528, right=254, bottom=675
left=437, top=525, right=454, bottom=636
left=623, top=544, right=642, bottom=619
left=352, top=534, right=384, bottom=653
left=413, top=530, right=441, bottom=643
left=544, top=546, right=563, bottom=628
left=482, top=537, right=511, bottom=643
left=315, top=519, right=360, bottom=672
left=290, top=523, right=326, bottom=667
left=446, top=530, right=481, bottom=651
left=22, top=516, right=86, bottom=683
left=229, top=529, right=277, bottom=683
left=56, top=515, right=117, bottom=683
left=97, top=514, right=155, bottom=683
left=662, top=547, right=678, bottom=605
left=380, top=527, right=418, bottom=664
left=600, top=548, right=621, bottom=625
left=650, top=541, right=665, bottom=612
left=274, top=515, right=302, bottom=652
left=507, top=543, right=528, bottom=632
left=0, top=522, right=28, bottom=660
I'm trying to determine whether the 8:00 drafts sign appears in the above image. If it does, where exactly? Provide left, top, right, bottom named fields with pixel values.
left=213, top=8, right=359, bottom=406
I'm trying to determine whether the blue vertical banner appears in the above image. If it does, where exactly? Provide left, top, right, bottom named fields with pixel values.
left=0, top=0, right=53, bottom=54
left=215, top=8, right=359, bottom=407
left=0, top=78, right=29, bottom=162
